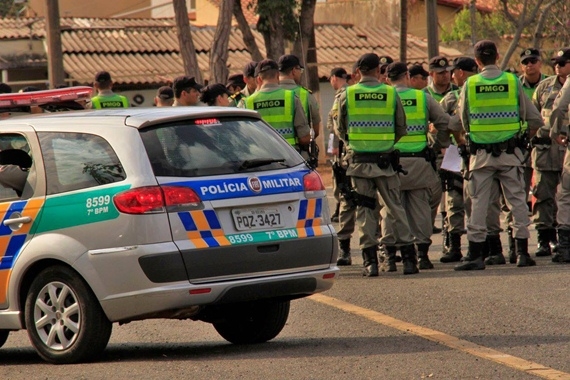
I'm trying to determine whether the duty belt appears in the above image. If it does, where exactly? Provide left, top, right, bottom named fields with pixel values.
left=351, top=153, right=392, bottom=169
left=470, top=137, right=518, bottom=157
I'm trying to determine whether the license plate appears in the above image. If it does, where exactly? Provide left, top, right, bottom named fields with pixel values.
left=232, top=208, right=284, bottom=231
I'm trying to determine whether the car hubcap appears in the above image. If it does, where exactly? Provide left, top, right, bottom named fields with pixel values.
left=34, top=282, right=81, bottom=350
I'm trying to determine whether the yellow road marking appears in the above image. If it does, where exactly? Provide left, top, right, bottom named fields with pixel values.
left=310, top=293, right=570, bottom=380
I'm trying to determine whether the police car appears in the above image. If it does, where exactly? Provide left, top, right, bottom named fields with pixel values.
left=0, top=101, right=338, bottom=364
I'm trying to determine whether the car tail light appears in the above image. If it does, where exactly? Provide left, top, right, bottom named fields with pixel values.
left=161, top=186, right=201, bottom=207
left=303, top=171, right=325, bottom=196
left=114, top=186, right=201, bottom=214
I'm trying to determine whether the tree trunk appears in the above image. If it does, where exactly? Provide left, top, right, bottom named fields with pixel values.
left=46, top=0, right=65, bottom=88
left=292, top=0, right=317, bottom=88
left=210, top=0, right=234, bottom=83
left=233, top=0, right=263, bottom=62
left=425, top=0, right=439, bottom=59
left=261, top=12, right=285, bottom=60
left=399, top=0, right=407, bottom=62
left=532, top=0, right=561, bottom=48
left=173, top=0, right=203, bottom=83
left=469, top=0, right=477, bottom=46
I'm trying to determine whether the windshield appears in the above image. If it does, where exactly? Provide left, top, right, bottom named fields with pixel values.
left=140, top=116, right=305, bottom=177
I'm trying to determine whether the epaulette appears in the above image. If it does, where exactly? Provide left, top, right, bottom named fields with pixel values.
left=230, top=92, right=243, bottom=101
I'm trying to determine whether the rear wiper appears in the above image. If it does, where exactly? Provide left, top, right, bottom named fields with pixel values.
left=238, top=158, right=286, bottom=170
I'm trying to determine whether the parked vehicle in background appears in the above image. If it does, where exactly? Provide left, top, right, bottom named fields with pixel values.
left=0, top=104, right=338, bottom=364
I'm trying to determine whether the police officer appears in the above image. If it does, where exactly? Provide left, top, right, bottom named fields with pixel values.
left=328, top=68, right=349, bottom=222
left=200, top=83, right=232, bottom=107
left=440, top=57, right=506, bottom=265
left=241, top=59, right=311, bottom=150
left=228, top=61, right=258, bottom=107
left=530, top=47, right=569, bottom=258
left=328, top=67, right=357, bottom=265
left=334, top=52, right=419, bottom=276
left=172, top=76, right=204, bottom=107
left=425, top=57, right=458, bottom=235
left=520, top=48, right=548, bottom=99
left=548, top=48, right=570, bottom=262
left=278, top=54, right=321, bottom=139
left=408, top=65, right=429, bottom=90
left=226, top=74, right=246, bottom=98
left=88, top=71, right=129, bottom=109
left=425, top=56, right=459, bottom=102
left=378, top=56, right=394, bottom=84
left=154, top=86, right=174, bottom=107
left=453, top=40, right=544, bottom=271
left=385, top=62, right=457, bottom=270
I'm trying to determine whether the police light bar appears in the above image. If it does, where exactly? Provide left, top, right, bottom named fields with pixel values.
left=0, top=86, right=93, bottom=109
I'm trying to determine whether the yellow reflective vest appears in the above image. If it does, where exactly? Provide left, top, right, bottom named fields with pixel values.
left=246, top=89, right=297, bottom=146
left=466, top=72, right=520, bottom=144
left=346, top=83, right=396, bottom=153
left=394, top=88, right=428, bottom=153
left=91, top=94, right=129, bottom=109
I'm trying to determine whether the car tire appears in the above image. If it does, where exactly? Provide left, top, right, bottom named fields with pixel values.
left=0, top=329, right=9, bottom=348
left=213, top=299, right=290, bottom=344
left=24, top=265, right=112, bottom=364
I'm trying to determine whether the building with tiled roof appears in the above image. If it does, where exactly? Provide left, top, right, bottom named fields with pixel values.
left=0, top=17, right=462, bottom=89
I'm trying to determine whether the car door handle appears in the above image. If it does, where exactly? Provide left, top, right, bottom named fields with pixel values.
left=4, top=216, right=32, bottom=226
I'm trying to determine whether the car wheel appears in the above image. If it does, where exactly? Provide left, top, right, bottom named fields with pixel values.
left=213, top=299, right=290, bottom=344
left=0, top=329, right=9, bottom=348
left=24, top=265, right=112, bottom=364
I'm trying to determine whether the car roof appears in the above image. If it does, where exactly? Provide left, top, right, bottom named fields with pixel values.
left=0, top=107, right=262, bottom=130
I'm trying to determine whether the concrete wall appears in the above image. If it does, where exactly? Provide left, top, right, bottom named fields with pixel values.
left=28, top=0, right=152, bottom=18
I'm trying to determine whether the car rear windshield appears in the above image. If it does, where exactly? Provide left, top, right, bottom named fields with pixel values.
left=139, top=117, right=305, bottom=177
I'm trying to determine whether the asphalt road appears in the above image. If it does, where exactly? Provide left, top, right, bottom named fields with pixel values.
left=1, top=186, right=569, bottom=379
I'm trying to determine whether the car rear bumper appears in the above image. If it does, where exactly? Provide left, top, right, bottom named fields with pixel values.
left=99, top=267, right=338, bottom=322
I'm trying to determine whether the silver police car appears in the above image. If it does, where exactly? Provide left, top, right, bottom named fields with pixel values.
left=0, top=106, right=338, bottom=364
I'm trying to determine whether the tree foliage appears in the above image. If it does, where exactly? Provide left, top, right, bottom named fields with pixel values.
left=441, top=8, right=509, bottom=43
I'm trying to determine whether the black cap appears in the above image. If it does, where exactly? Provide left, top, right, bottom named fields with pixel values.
left=156, top=86, right=174, bottom=100
left=94, top=71, right=112, bottom=83
left=520, top=48, right=540, bottom=63
left=474, top=40, right=498, bottom=58
left=386, top=62, right=408, bottom=80
left=226, top=73, right=246, bottom=89
left=200, top=83, right=231, bottom=104
left=255, top=59, right=279, bottom=77
left=429, top=56, right=451, bottom=72
left=551, top=48, right=570, bottom=64
left=0, top=83, right=12, bottom=94
left=357, top=53, right=380, bottom=72
left=378, top=56, right=394, bottom=73
left=408, top=64, right=429, bottom=78
left=452, top=57, right=478, bottom=72
left=243, top=61, right=258, bottom=78
left=278, top=54, right=303, bottom=71
left=328, top=67, right=348, bottom=80
left=172, top=76, right=203, bottom=93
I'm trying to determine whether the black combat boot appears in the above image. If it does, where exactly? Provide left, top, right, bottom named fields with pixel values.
left=553, top=229, right=570, bottom=263
left=337, top=239, right=352, bottom=266
left=417, top=243, right=434, bottom=270
left=379, top=245, right=397, bottom=272
left=507, top=226, right=516, bottom=264
left=481, top=236, right=490, bottom=260
left=440, top=233, right=462, bottom=262
left=548, top=228, right=559, bottom=256
left=454, top=240, right=485, bottom=271
left=331, top=202, right=340, bottom=223
left=516, top=238, right=536, bottom=267
left=484, top=234, right=506, bottom=265
left=361, top=246, right=379, bottom=277
left=400, top=244, right=419, bottom=275
left=534, top=229, right=552, bottom=257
